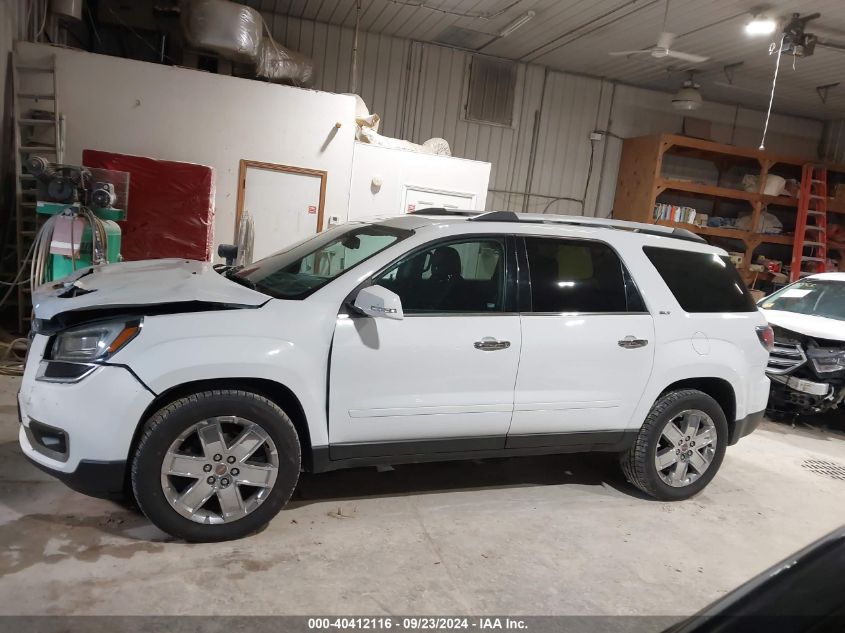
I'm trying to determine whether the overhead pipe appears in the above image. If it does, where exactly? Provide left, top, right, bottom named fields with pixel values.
left=350, top=0, right=362, bottom=94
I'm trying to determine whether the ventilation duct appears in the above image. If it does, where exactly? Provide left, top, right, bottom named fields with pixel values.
left=180, top=0, right=315, bottom=87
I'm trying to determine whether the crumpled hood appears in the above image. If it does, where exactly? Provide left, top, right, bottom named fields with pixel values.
left=762, top=309, right=845, bottom=342
left=33, top=259, right=270, bottom=320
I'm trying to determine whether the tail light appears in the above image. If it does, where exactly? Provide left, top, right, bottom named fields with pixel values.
left=756, top=325, right=775, bottom=352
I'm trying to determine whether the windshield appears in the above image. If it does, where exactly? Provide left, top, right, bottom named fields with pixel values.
left=759, top=279, right=845, bottom=322
left=232, top=224, right=412, bottom=300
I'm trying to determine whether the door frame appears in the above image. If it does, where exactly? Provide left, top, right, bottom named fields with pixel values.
left=235, top=159, right=328, bottom=237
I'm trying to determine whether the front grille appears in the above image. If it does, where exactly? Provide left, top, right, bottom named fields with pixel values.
left=767, top=342, right=806, bottom=375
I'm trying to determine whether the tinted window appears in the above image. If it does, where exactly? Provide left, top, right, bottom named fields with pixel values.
left=643, top=246, right=757, bottom=313
left=233, top=224, right=411, bottom=300
left=375, top=238, right=506, bottom=313
left=525, top=238, right=633, bottom=313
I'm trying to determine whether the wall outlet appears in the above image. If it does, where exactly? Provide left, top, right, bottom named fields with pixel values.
left=589, top=132, right=603, bottom=141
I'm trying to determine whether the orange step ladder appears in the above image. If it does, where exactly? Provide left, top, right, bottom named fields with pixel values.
left=790, top=164, right=828, bottom=282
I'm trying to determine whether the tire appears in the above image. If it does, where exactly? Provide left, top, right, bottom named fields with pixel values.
left=131, top=389, right=301, bottom=542
left=621, top=389, right=728, bottom=501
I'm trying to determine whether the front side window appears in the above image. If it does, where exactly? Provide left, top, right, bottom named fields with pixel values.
left=760, top=279, right=845, bottom=321
left=233, top=224, right=411, bottom=300
left=643, top=246, right=757, bottom=313
left=374, top=238, right=506, bottom=314
left=525, top=237, right=633, bottom=313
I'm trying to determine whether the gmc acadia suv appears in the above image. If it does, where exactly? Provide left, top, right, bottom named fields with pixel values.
left=19, top=210, right=772, bottom=541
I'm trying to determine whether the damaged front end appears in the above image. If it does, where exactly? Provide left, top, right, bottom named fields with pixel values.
left=766, top=326, right=845, bottom=416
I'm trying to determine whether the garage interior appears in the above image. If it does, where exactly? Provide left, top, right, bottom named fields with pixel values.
left=1, top=0, right=844, bottom=622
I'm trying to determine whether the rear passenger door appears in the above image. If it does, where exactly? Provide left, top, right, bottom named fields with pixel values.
left=507, top=236, right=655, bottom=446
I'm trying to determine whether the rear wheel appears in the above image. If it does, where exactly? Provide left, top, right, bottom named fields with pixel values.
left=131, top=390, right=300, bottom=542
left=621, top=389, right=728, bottom=500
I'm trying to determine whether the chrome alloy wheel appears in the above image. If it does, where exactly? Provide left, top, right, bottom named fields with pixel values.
left=160, top=417, right=279, bottom=524
left=654, top=409, right=717, bottom=488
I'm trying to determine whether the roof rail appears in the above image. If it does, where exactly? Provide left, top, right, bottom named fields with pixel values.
left=408, top=208, right=478, bottom=217
left=406, top=208, right=706, bottom=244
left=469, top=211, right=706, bottom=244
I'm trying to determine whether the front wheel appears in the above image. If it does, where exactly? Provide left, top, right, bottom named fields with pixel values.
left=131, top=390, right=301, bottom=542
left=621, top=389, right=728, bottom=501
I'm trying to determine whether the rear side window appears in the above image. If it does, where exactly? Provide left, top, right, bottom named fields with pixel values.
left=643, top=246, right=757, bottom=313
left=525, top=237, right=641, bottom=313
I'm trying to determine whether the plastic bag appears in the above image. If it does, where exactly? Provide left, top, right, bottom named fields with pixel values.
left=181, top=0, right=261, bottom=63
left=83, top=150, right=215, bottom=262
left=256, top=38, right=316, bottom=87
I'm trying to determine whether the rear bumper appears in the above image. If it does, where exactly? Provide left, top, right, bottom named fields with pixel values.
left=23, top=451, right=126, bottom=500
left=729, top=409, right=765, bottom=445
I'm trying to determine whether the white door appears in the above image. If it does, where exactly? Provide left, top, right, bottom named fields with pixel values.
left=242, top=165, right=324, bottom=260
left=328, top=236, right=520, bottom=453
left=402, top=186, right=476, bottom=214
left=509, top=237, right=655, bottom=440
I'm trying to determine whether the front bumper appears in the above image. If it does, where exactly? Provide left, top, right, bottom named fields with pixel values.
left=18, top=334, right=155, bottom=494
left=768, top=372, right=833, bottom=397
left=23, top=453, right=127, bottom=500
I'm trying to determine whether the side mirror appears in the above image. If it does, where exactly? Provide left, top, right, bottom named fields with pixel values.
left=353, top=285, right=404, bottom=320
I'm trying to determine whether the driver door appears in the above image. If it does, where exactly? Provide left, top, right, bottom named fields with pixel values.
left=328, top=236, right=521, bottom=458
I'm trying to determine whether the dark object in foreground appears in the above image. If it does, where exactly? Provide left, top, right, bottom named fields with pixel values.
left=665, top=526, right=845, bottom=632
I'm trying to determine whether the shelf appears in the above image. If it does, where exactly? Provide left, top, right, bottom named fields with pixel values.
left=762, top=194, right=799, bottom=208
left=657, top=179, right=758, bottom=203
left=659, top=180, right=806, bottom=211
left=613, top=133, right=845, bottom=283
left=659, top=133, right=808, bottom=168
left=655, top=221, right=794, bottom=245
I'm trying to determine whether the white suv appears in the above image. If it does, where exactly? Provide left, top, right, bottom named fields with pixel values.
left=19, top=210, right=772, bottom=541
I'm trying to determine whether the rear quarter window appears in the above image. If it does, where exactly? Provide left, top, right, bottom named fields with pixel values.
left=643, top=246, right=757, bottom=313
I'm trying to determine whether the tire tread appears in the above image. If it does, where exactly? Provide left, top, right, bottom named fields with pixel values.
left=621, top=389, right=716, bottom=499
left=131, top=389, right=300, bottom=541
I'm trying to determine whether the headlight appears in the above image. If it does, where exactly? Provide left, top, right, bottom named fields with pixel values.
left=807, top=346, right=845, bottom=375
left=49, top=319, right=142, bottom=363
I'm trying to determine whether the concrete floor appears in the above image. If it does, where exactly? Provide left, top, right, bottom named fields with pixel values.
left=0, top=374, right=843, bottom=617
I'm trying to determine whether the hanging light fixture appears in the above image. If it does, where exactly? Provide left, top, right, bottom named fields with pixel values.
left=672, top=77, right=703, bottom=110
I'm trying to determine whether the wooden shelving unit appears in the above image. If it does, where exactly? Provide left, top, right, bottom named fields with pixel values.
left=612, top=133, right=845, bottom=283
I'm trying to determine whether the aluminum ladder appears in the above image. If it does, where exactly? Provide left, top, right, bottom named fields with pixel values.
left=790, top=164, right=828, bottom=283
left=9, top=52, right=61, bottom=332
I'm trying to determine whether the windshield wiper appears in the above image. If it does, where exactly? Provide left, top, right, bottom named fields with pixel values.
left=223, top=268, right=257, bottom=290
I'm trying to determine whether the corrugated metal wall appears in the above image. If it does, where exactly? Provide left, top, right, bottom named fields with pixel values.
left=822, top=120, right=845, bottom=163
left=262, top=11, right=824, bottom=218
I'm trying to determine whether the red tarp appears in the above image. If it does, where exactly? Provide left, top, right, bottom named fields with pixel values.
left=82, top=150, right=215, bottom=261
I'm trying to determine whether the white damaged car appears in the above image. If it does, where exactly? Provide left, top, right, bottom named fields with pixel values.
left=759, top=273, right=845, bottom=416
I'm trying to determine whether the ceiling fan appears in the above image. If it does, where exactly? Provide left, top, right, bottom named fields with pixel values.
left=609, top=0, right=709, bottom=64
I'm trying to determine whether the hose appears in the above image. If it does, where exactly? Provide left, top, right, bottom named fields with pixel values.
left=0, top=338, right=29, bottom=376
left=30, top=208, right=110, bottom=292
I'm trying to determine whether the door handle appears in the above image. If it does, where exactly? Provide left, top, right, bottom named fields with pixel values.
left=474, top=338, right=511, bottom=351
left=618, top=335, right=648, bottom=349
